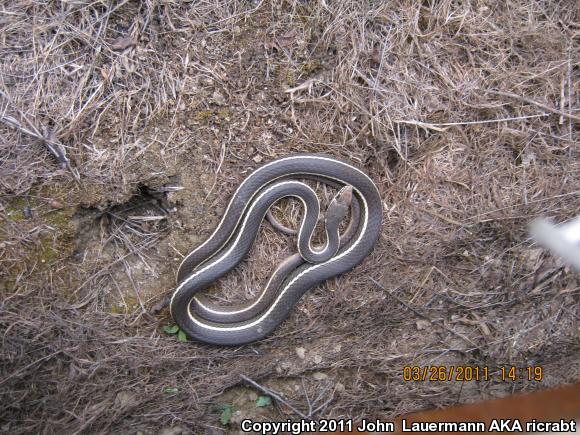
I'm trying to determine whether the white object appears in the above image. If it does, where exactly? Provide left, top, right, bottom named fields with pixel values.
left=529, top=216, right=580, bottom=272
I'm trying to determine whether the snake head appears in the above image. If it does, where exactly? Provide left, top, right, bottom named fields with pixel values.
left=325, top=185, right=353, bottom=230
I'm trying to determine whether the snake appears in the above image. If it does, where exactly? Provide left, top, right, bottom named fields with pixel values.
left=170, top=154, right=382, bottom=345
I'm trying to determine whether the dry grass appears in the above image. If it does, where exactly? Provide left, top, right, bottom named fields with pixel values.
left=1, top=0, right=579, bottom=433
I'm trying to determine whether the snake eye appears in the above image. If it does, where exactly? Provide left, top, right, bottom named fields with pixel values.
left=335, top=185, right=353, bottom=206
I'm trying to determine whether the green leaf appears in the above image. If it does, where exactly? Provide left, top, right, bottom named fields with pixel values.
left=255, top=395, right=272, bottom=407
left=163, top=386, right=178, bottom=394
left=163, top=325, right=179, bottom=334
left=177, top=329, right=188, bottom=342
left=219, top=404, right=234, bottom=425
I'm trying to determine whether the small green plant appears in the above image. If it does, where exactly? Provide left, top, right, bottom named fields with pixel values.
left=163, top=387, right=178, bottom=395
left=162, top=325, right=179, bottom=334
left=255, top=395, right=272, bottom=407
left=162, top=324, right=188, bottom=342
left=219, top=404, right=234, bottom=425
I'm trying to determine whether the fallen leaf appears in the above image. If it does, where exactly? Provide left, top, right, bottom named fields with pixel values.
left=277, top=28, right=298, bottom=47
left=111, top=36, right=136, bottom=51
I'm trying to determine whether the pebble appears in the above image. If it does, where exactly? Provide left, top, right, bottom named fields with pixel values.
left=416, top=319, right=430, bottom=330
left=295, top=347, right=306, bottom=359
left=312, top=372, right=328, bottom=381
left=49, top=199, right=64, bottom=209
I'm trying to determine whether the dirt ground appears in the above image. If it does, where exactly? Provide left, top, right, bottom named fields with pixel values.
left=1, top=1, right=579, bottom=434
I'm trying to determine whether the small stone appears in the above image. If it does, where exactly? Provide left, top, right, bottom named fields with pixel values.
left=313, top=354, right=322, bottom=364
left=212, top=90, right=226, bottom=105
left=252, top=154, right=263, bottom=163
left=49, top=199, right=64, bottom=209
left=335, top=382, right=345, bottom=392
left=312, top=372, right=328, bottom=381
left=333, top=344, right=342, bottom=353
left=295, top=347, right=306, bottom=359
left=248, top=391, right=258, bottom=401
left=416, top=320, right=430, bottom=330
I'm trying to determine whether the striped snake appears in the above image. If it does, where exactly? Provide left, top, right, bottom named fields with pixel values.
left=170, top=154, right=382, bottom=345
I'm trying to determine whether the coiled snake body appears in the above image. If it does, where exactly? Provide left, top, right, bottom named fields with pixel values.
left=170, top=154, right=382, bottom=345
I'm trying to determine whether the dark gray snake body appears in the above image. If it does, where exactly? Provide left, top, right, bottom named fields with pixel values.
left=170, top=154, right=382, bottom=345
